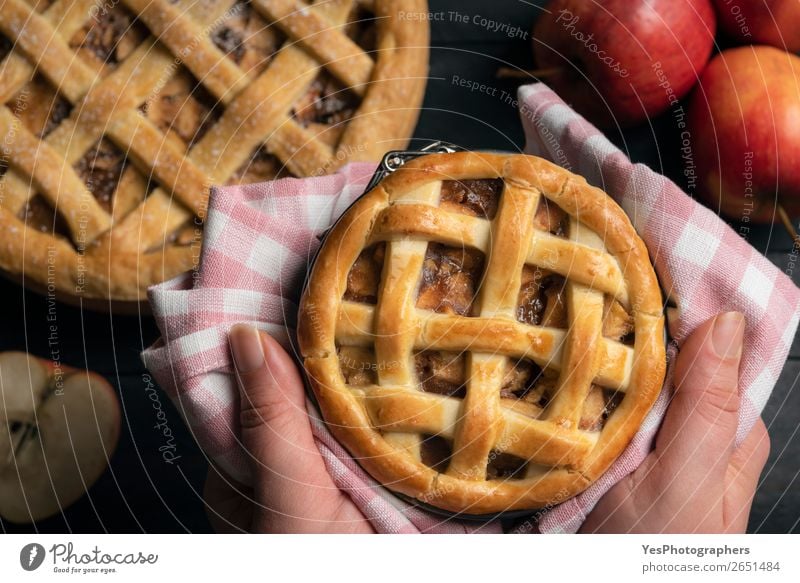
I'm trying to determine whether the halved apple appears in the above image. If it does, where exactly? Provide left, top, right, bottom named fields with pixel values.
left=0, top=352, right=120, bottom=523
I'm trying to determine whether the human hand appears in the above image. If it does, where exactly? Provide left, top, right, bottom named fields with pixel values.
left=203, top=324, right=374, bottom=533
left=581, top=312, right=770, bottom=533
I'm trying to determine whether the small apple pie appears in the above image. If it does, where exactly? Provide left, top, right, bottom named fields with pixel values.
left=298, top=151, right=666, bottom=514
left=0, top=0, right=428, bottom=301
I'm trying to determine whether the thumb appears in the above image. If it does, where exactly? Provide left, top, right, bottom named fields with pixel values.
left=229, top=324, right=328, bottom=517
left=656, top=311, right=745, bottom=486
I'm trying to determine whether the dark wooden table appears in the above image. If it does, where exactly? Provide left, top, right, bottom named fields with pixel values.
left=2, top=0, right=797, bottom=533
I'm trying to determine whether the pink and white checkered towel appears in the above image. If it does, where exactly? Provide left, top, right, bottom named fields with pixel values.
left=142, top=83, right=800, bottom=534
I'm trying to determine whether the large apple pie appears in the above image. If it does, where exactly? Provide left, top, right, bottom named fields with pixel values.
left=0, top=0, right=428, bottom=301
left=298, top=151, right=666, bottom=514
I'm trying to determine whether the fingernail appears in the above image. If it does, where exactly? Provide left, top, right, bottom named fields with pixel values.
left=230, top=325, right=265, bottom=373
left=712, top=312, right=745, bottom=360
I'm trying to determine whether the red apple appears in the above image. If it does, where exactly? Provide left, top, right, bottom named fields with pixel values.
left=713, top=0, right=800, bottom=52
left=0, top=352, right=121, bottom=523
left=687, top=45, right=800, bottom=223
left=533, top=0, right=716, bottom=128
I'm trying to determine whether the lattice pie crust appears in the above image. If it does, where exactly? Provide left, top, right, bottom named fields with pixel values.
left=298, top=152, right=666, bottom=514
left=0, top=0, right=428, bottom=301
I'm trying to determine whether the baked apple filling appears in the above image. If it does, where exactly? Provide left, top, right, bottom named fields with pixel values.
left=337, top=346, right=378, bottom=386
left=344, top=4, right=377, bottom=53
left=580, top=386, right=624, bottom=431
left=414, top=351, right=466, bottom=398
left=344, top=243, right=386, bottom=304
left=516, top=265, right=567, bottom=327
left=211, top=2, right=283, bottom=77
left=69, top=4, right=147, bottom=71
left=74, top=139, right=128, bottom=214
left=604, top=295, right=635, bottom=344
left=291, top=71, right=359, bottom=139
left=416, top=243, right=485, bottom=315
left=142, top=69, right=221, bottom=149
left=420, top=434, right=452, bottom=473
left=533, top=195, right=568, bottom=236
left=235, top=74, right=358, bottom=181
left=17, top=138, right=127, bottom=238
left=0, top=33, right=11, bottom=61
left=11, top=75, right=72, bottom=139
left=18, top=195, right=70, bottom=239
left=439, top=178, right=502, bottom=219
left=501, top=359, right=552, bottom=401
left=487, top=451, right=529, bottom=480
